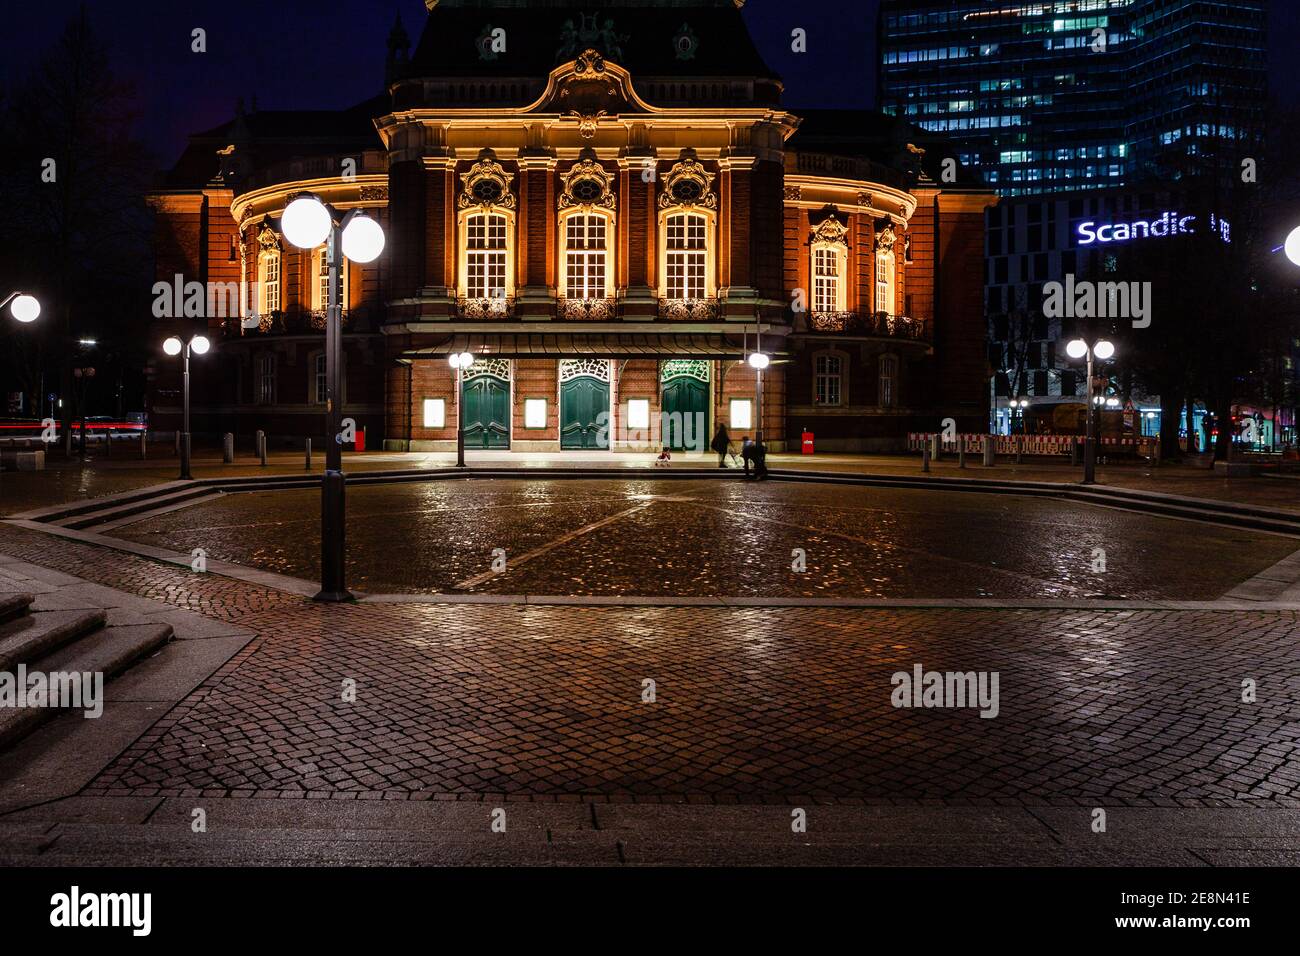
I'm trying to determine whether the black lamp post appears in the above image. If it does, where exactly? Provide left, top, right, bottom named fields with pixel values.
left=1066, top=337, right=1116, bottom=485
left=162, top=334, right=209, bottom=480
left=279, top=194, right=385, bottom=603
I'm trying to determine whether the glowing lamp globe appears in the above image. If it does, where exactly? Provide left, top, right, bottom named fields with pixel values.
left=1093, top=340, right=1115, bottom=360
left=1065, top=339, right=1088, bottom=360
left=190, top=335, right=211, bottom=355
left=10, top=294, right=40, bottom=323
left=281, top=196, right=332, bottom=249
left=341, top=213, right=385, bottom=263
left=1286, top=226, right=1300, bottom=267
left=747, top=352, right=770, bottom=370
left=459, top=352, right=475, bottom=369
left=163, top=337, right=183, bottom=356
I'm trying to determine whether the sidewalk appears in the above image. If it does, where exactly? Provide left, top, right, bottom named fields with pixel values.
left=5, top=445, right=1297, bottom=516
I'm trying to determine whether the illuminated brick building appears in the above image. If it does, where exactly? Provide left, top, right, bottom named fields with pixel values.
left=148, top=0, right=995, bottom=454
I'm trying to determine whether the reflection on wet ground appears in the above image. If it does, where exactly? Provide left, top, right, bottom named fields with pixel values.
left=111, top=479, right=1297, bottom=599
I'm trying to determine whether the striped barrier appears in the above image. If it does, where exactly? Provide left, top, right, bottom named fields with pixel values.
left=908, top=434, right=1157, bottom=457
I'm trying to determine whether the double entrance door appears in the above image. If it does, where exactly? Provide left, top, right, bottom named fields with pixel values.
left=461, top=373, right=510, bottom=449
left=559, top=360, right=610, bottom=450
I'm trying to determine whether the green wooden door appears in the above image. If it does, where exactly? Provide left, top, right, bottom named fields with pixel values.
left=560, top=376, right=609, bottom=450
left=661, top=375, right=708, bottom=451
left=462, top=375, right=510, bottom=449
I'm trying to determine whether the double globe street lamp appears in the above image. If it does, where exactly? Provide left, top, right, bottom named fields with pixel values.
left=447, top=351, right=475, bottom=468
left=1065, top=337, right=1116, bottom=485
left=280, top=194, right=385, bottom=603
left=3, top=292, right=41, bottom=324
left=162, top=334, right=210, bottom=479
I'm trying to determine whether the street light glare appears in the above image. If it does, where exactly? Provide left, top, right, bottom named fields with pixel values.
left=747, top=352, right=770, bottom=370
left=282, top=195, right=332, bottom=249
left=341, top=213, right=386, bottom=263
left=1286, top=226, right=1300, bottom=267
left=190, top=335, right=211, bottom=355
left=10, top=294, right=40, bottom=323
left=459, top=351, right=475, bottom=369
left=163, top=336, right=183, bottom=356
left=1065, top=339, right=1088, bottom=359
left=1093, top=340, right=1115, bottom=360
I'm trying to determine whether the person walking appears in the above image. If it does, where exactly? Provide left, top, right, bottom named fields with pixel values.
left=740, top=435, right=768, bottom=479
left=711, top=422, right=731, bottom=468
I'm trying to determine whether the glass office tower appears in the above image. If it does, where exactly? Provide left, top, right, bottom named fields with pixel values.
left=879, top=1, right=1267, bottom=196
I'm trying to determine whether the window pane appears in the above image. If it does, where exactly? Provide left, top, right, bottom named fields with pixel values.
left=422, top=398, right=445, bottom=428
left=524, top=398, right=547, bottom=428
left=729, top=399, right=752, bottom=430
left=627, top=399, right=650, bottom=429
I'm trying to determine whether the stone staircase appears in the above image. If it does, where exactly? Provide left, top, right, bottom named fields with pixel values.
left=0, top=590, right=173, bottom=750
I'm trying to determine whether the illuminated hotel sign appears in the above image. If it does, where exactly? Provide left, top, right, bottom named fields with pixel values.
left=1076, top=212, right=1231, bottom=247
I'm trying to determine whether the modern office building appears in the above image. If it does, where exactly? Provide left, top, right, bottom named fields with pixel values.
left=145, top=0, right=996, bottom=455
left=879, top=0, right=1267, bottom=196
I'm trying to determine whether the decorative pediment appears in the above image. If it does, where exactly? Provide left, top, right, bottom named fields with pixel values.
left=875, top=222, right=898, bottom=251
left=558, top=151, right=616, bottom=213
left=658, top=150, right=717, bottom=211
left=256, top=222, right=281, bottom=253
left=458, top=151, right=516, bottom=211
left=530, top=48, right=651, bottom=135
left=811, top=209, right=849, bottom=246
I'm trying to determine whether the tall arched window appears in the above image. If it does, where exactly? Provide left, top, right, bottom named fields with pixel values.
left=456, top=152, right=517, bottom=313
left=464, top=212, right=509, bottom=299
left=311, top=248, right=348, bottom=312
left=664, top=212, right=708, bottom=299
left=875, top=225, right=898, bottom=316
left=557, top=154, right=617, bottom=317
left=810, top=214, right=850, bottom=316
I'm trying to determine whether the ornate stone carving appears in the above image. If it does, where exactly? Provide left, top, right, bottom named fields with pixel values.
left=673, top=23, right=700, bottom=61
left=658, top=150, right=717, bottom=211
left=557, top=18, right=627, bottom=63
left=566, top=109, right=608, bottom=140
left=359, top=185, right=389, bottom=202
left=458, top=151, right=516, bottom=211
left=463, top=357, right=511, bottom=382
left=558, top=153, right=616, bottom=212
left=660, top=359, right=711, bottom=383
left=857, top=191, right=874, bottom=209
left=257, top=223, right=281, bottom=252
left=875, top=223, right=898, bottom=251
left=783, top=185, right=801, bottom=201
left=811, top=211, right=849, bottom=247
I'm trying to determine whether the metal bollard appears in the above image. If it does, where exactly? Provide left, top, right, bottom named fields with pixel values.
left=1071, top=437, right=1081, bottom=466
left=958, top=440, right=966, bottom=469
left=921, top=441, right=931, bottom=473
left=140, top=430, right=148, bottom=460
left=223, top=432, right=234, bottom=463
left=174, top=432, right=181, bottom=457
left=1015, top=434, right=1024, bottom=464
left=256, top=430, right=267, bottom=466
left=931, top=433, right=941, bottom=462
left=105, top=433, right=112, bottom=458
left=983, top=434, right=996, bottom=467
left=305, top=438, right=312, bottom=470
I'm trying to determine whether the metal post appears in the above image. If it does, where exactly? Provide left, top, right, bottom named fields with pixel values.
left=755, top=368, right=764, bottom=446
left=958, top=439, right=966, bottom=469
left=921, top=440, right=930, bottom=473
left=140, top=429, right=147, bottom=460
left=257, top=430, right=267, bottom=466
left=456, top=366, right=466, bottom=468
left=983, top=434, right=996, bottom=467
left=180, top=344, right=193, bottom=480
left=223, top=432, right=234, bottom=463
left=316, top=223, right=351, bottom=602
left=1015, top=434, right=1024, bottom=464
left=305, top=438, right=312, bottom=470
left=1083, top=349, right=1096, bottom=485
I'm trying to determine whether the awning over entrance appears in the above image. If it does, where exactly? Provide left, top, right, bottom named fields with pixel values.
left=399, top=332, right=785, bottom=361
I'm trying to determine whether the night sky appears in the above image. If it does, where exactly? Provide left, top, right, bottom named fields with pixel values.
left=4, top=0, right=1298, bottom=170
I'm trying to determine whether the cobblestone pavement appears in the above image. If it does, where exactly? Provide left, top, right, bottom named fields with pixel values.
left=0, top=521, right=1298, bottom=808
left=109, top=479, right=1296, bottom=599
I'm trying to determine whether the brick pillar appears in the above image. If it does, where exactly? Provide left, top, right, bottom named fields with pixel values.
left=620, top=150, right=657, bottom=320
left=518, top=155, right=556, bottom=320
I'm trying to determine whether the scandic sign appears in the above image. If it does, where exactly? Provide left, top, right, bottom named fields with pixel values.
left=1076, top=212, right=1231, bottom=246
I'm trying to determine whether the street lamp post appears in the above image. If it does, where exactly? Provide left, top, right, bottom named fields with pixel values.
left=1066, top=338, right=1115, bottom=485
left=747, top=351, right=770, bottom=445
left=162, top=334, right=210, bottom=480
left=280, top=194, right=385, bottom=603
left=3, top=292, right=41, bottom=325
left=448, top=352, right=475, bottom=468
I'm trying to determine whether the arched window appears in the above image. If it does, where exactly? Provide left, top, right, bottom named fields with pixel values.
left=457, top=152, right=517, bottom=310
left=311, top=248, right=348, bottom=312
left=258, top=249, right=280, bottom=315
left=463, top=211, right=510, bottom=299
left=557, top=155, right=617, bottom=314
left=810, top=214, right=850, bottom=315
left=663, top=212, right=709, bottom=300
left=875, top=249, right=895, bottom=315
left=879, top=354, right=898, bottom=408
left=562, top=212, right=610, bottom=299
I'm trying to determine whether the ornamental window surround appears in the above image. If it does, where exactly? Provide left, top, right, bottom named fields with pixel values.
left=558, top=155, right=616, bottom=302
left=656, top=152, right=718, bottom=302
left=457, top=152, right=517, bottom=302
left=256, top=224, right=281, bottom=315
left=875, top=224, right=898, bottom=316
left=311, top=247, right=348, bottom=312
left=810, top=213, right=850, bottom=315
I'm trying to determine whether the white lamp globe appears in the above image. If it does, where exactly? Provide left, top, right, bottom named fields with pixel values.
left=1065, top=339, right=1088, bottom=359
left=190, top=335, right=211, bottom=355
left=10, top=294, right=40, bottom=323
left=1286, top=226, right=1300, bottom=267
left=1093, top=340, right=1115, bottom=360
left=458, top=352, right=475, bottom=369
left=747, top=352, right=770, bottom=370
left=341, top=213, right=385, bottom=263
left=163, top=336, right=183, bottom=356
left=281, top=195, right=332, bottom=249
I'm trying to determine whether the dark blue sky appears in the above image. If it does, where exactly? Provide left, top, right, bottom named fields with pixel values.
left=4, top=0, right=1296, bottom=168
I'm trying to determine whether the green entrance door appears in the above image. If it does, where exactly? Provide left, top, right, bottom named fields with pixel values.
left=560, top=376, right=609, bottom=450
left=661, top=371, right=709, bottom=452
left=461, top=375, right=510, bottom=449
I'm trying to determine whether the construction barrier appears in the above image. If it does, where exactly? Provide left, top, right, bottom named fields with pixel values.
left=908, top=433, right=1157, bottom=458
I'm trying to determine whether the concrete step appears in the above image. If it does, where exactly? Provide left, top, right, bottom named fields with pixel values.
left=0, top=609, right=107, bottom=672
left=0, top=593, right=34, bottom=625
left=52, top=485, right=218, bottom=530
left=0, top=622, right=173, bottom=751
